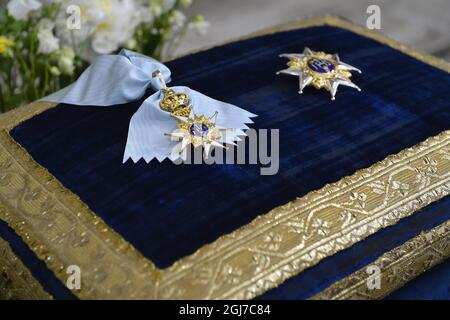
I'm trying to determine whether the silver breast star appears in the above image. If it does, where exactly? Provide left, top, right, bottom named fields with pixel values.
left=277, top=47, right=362, bottom=100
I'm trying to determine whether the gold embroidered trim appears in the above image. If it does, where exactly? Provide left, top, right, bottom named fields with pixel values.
left=0, top=127, right=448, bottom=299
left=0, top=236, right=52, bottom=300
left=0, top=16, right=449, bottom=299
left=0, top=130, right=160, bottom=299
left=312, top=219, right=450, bottom=300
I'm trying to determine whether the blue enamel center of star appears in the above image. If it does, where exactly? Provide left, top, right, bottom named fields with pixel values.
left=190, top=122, right=209, bottom=137
left=307, top=58, right=335, bottom=74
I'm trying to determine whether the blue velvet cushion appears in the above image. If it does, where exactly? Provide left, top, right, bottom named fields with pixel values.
left=4, top=25, right=450, bottom=299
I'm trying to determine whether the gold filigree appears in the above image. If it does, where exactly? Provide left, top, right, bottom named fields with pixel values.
left=153, top=70, right=231, bottom=155
left=0, top=236, right=52, bottom=300
left=152, top=69, right=192, bottom=117
left=287, top=51, right=351, bottom=90
left=159, top=89, right=192, bottom=117
left=159, top=131, right=449, bottom=299
left=0, top=16, right=449, bottom=299
left=1, top=127, right=448, bottom=299
left=312, top=220, right=450, bottom=300
left=166, top=113, right=231, bottom=159
left=279, top=48, right=361, bottom=99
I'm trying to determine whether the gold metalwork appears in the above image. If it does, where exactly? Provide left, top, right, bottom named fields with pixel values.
left=151, top=70, right=168, bottom=90
left=278, top=47, right=361, bottom=100
left=152, top=70, right=192, bottom=117
left=0, top=236, right=52, bottom=300
left=159, top=90, right=192, bottom=117
left=312, top=219, right=450, bottom=300
left=166, top=112, right=231, bottom=158
left=152, top=70, right=230, bottom=156
left=0, top=16, right=449, bottom=299
left=291, top=52, right=344, bottom=89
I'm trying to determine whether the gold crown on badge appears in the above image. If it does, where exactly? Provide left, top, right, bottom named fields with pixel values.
left=152, top=70, right=233, bottom=158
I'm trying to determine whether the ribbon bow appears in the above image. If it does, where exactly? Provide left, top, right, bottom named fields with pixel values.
left=43, top=49, right=256, bottom=163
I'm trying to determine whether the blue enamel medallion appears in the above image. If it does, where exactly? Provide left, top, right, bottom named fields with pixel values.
left=307, top=58, right=335, bottom=74
left=189, top=122, right=209, bottom=137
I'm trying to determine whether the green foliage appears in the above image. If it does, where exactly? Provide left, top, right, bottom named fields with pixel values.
left=0, top=0, right=206, bottom=112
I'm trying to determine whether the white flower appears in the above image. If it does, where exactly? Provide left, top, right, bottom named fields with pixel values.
left=180, top=0, right=192, bottom=8
left=55, top=0, right=142, bottom=61
left=162, top=0, right=176, bottom=11
left=58, top=56, right=74, bottom=75
left=7, top=0, right=42, bottom=20
left=57, top=48, right=75, bottom=75
left=37, top=19, right=60, bottom=54
left=38, top=18, right=54, bottom=30
left=125, top=38, right=137, bottom=50
left=188, top=15, right=210, bottom=36
left=90, top=0, right=141, bottom=54
left=60, top=46, right=75, bottom=59
left=49, top=66, right=61, bottom=76
left=40, top=0, right=62, bottom=5
left=91, top=35, right=118, bottom=55
left=168, top=10, right=186, bottom=32
left=37, top=29, right=59, bottom=54
left=138, top=5, right=154, bottom=24
left=148, top=0, right=174, bottom=17
left=52, top=47, right=75, bottom=75
left=54, top=0, right=93, bottom=47
left=150, top=2, right=162, bottom=17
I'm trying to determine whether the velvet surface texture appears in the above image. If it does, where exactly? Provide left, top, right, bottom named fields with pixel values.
left=4, top=25, right=450, bottom=299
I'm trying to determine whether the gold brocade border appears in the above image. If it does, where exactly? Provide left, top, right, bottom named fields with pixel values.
left=0, top=236, right=52, bottom=300
left=312, top=219, right=450, bottom=300
left=0, top=130, right=161, bottom=299
left=0, top=16, right=449, bottom=299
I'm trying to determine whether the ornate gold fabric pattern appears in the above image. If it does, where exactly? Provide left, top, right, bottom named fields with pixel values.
left=159, top=131, right=450, bottom=299
left=0, top=127, right=448, bottom=299
left=0, top=101, right=56, bottom=131
left=312, top=219, right=450, bottom=300
left=0, top=236, right=52, bottom=300
left=0, top=17, right=449, bottom=299
left=0, top=130, right=160, bottom=299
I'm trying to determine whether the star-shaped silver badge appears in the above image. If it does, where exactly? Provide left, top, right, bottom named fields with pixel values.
left=277, top=47, right=362, bottom=100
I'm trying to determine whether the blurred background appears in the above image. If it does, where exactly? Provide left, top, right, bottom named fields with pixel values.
left=180, top=0, right=450, bottom=60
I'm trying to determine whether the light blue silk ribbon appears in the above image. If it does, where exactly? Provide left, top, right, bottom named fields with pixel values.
left=42, top=49, right=257, bottom=163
